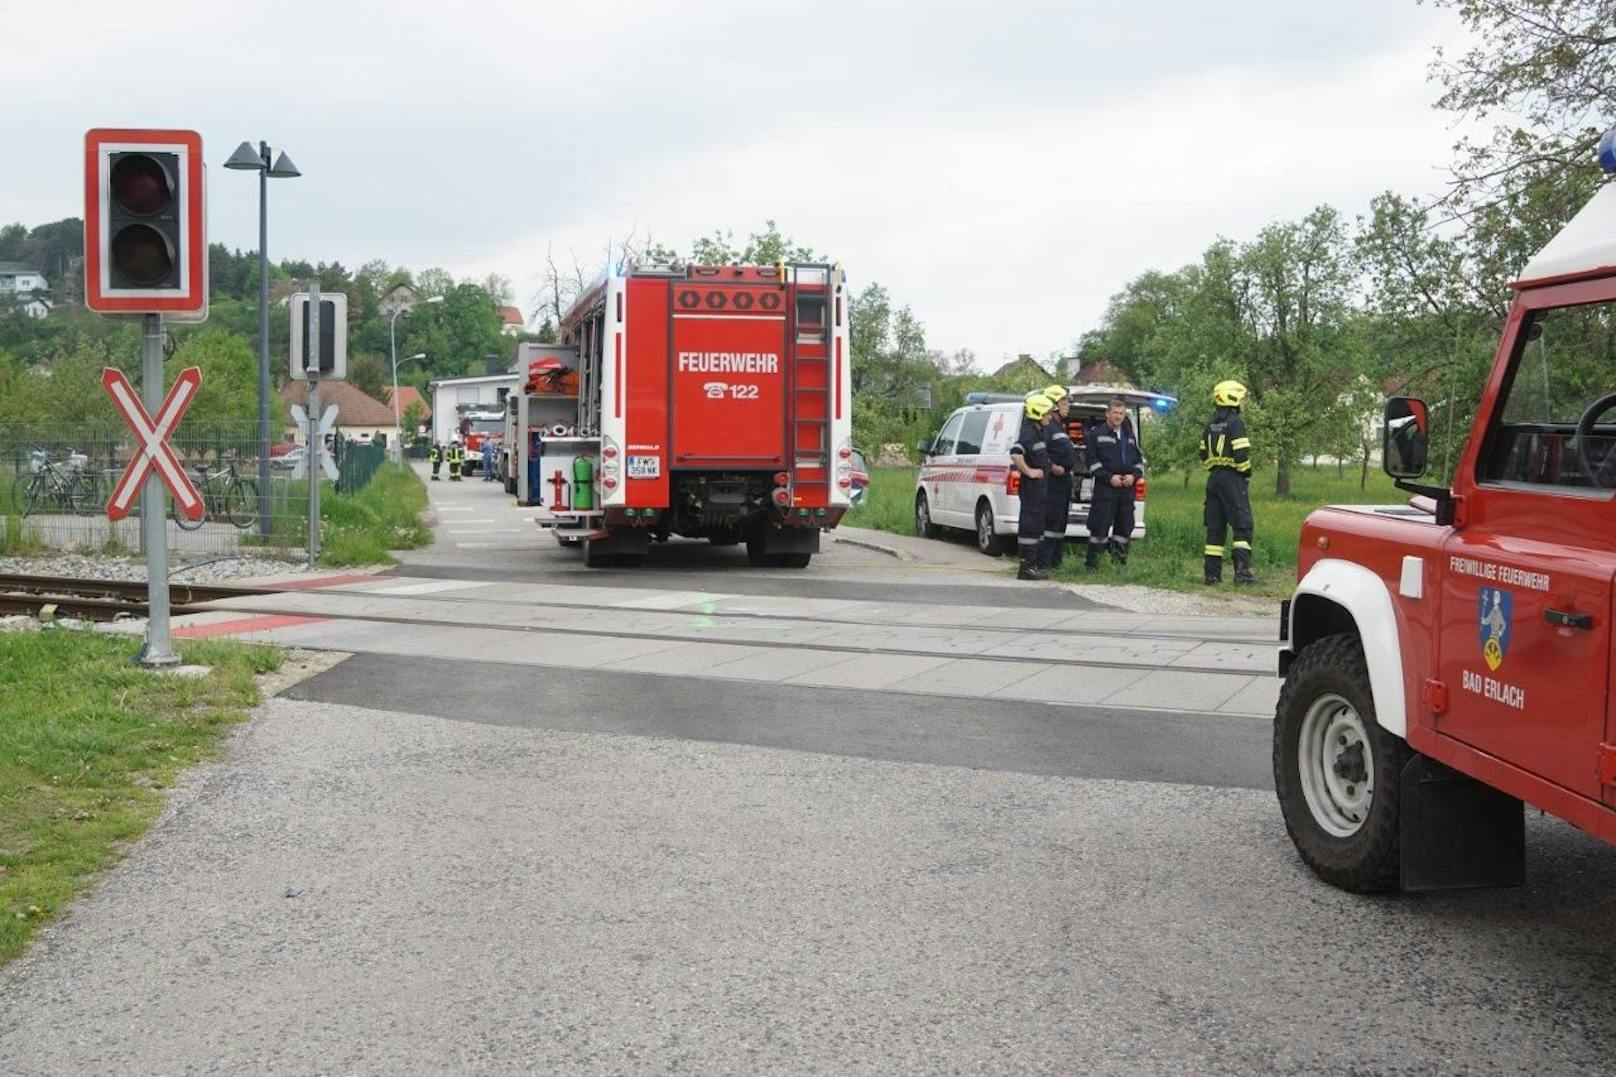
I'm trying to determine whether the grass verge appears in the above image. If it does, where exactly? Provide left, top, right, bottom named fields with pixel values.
left=860, top=465, right=1404, bottom=598
left=318, top=463, right=432, bottom=566
left=0, top=630, right=282, bottom=966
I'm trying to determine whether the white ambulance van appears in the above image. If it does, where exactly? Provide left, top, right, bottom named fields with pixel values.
left=912, top=387, right=1174, bottom=555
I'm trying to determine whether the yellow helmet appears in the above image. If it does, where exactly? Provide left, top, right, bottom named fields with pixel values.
left=1213, top=380, right=1248, bottom=408
left=1024, top=393, right=1055, bottom=421
left=1043, top=384, right=1068, bottom=404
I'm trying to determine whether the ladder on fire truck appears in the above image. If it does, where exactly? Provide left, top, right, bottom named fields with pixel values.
left=789, top=263, right=837, bottom=500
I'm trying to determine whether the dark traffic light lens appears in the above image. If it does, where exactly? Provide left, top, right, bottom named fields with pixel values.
left=110, top=224, right=174, bottom=286
left=110, top=154, right=173, bottom=216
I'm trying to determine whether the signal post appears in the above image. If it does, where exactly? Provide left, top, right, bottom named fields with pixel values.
left=84, top=128, right=208, bottom=667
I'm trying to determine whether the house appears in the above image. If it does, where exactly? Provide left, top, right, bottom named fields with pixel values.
left=20, top=296, right=53, bottom=320
left=498, top=305, right=525, bottom=337
left=386, top=386, right=433, bottom=432
left=429, top=372, right=519, bottom=444
left=277, top=380, right=401, bottom=445
left=0, top=263, right=47, bottom=296
left=1072, top=358, right=1133, bottom=388
left=378, top=283, right=417, bottom=318
left=991, top=354, right=1052, bottom=382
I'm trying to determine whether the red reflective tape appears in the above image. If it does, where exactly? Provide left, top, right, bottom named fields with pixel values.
left=174, top=614, right=327, bottom=639
left=834, top=335, right=843, bottom=420
left=614, top=332, right=623, bottom=419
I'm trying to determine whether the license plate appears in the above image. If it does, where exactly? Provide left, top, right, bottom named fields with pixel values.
left=627, top=455, right=660, bottom=479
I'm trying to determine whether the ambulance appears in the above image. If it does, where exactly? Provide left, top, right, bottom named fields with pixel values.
left=1276, top=128, right=1616, bottom=892
left=913, top=388, right=1174, bottom=554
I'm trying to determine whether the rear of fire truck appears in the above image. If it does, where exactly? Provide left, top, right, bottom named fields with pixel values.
left=538, top=263, right=853, bottom=568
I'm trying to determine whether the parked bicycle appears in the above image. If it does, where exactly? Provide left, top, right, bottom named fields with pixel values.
left=10, top=449, right=103, bottom=518
left=171, top=453, right=259, bottom=530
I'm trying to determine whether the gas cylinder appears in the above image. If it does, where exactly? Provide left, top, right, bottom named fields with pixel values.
left=572, top=455, right=594, bottom=511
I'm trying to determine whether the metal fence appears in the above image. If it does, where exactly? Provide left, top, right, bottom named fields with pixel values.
left=1, top=421, right=389, bottom=560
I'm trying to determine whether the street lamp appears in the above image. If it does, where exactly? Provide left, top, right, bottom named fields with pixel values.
left=390, top=294, right=444, bottom=460
left=392, top=351, right=427, bottom=461
left=224, top=140, right=300, bottom=537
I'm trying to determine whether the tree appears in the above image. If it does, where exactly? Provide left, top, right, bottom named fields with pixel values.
left=482, top=273, right=514, bottom=306
left=347, top=354, right=390, bottom=402
left=415, top=267, right=455, bottom=298
left=401, top=398, right=427, bottom=439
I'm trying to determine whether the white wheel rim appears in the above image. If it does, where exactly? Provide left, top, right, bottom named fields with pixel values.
left=978, top=511, right=991, bottom=549
left=1297, top=693, right=1373, bottom=838
left=917, top=499, right=930, bottom=532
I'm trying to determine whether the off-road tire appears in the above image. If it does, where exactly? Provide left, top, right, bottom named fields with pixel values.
left=1273, top=632, right=1408, bottom=894
left=915, top=492, right=938, bottom=539
left=975, top=500, right=1007, bottom=556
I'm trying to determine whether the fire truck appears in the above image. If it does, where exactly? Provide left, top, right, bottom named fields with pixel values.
left=1276, top=129, right=1616, bottom=893
left=513, top=263, right=853, bottom=568
left=457, top=405, right=505, bottom=474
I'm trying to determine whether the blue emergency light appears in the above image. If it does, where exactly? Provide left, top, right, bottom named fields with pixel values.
left=1600, top=125, right=1616, bottom=174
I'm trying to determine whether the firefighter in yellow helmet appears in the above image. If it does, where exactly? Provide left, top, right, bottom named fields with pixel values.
left=1200, top=380, right=1255, bottom=584
left=1039, top=385, right=1075, bottom=569
left=1011, top=393, right=1055, bottom=580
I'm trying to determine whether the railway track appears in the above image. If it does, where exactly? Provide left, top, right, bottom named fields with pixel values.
left=0, top=574, right=277, bottom=622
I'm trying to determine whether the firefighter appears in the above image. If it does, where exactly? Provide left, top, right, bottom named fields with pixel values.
left=448, top=439, right=463, bottom=482
left=1011, top=393, right=1054, bottom=581
left=429, top=442, right=443, bottom=481
left=1084, top=397, right=1143, bottom=571
left=1201, top=380, right=1255, bottom=585
left=1040, top=384, right=1075, bottom=569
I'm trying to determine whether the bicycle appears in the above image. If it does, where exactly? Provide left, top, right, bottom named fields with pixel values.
left=171, top=454, right=259, bottom=530
left=12, top=449, right=98, bottom=517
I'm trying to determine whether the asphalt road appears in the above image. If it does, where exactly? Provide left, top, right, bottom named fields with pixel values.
left=5, top=466, right=1616, bottom=1072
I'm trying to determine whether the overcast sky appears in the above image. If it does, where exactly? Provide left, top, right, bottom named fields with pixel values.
left=1, top=0, right=1467, bottom=366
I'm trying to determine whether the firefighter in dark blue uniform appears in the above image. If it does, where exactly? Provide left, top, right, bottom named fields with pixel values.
left=1084, top=397, right=1144, bottom=571
left=1039, top=385, right=1075, bottom=570
left=429, top=442, right=443, bottom=481
left=1201, top=380, right=1255, bottom=584
left=1011, top=393, right=1055, bottom=581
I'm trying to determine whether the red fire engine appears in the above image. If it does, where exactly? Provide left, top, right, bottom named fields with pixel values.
left=1276, top=128, right=1616, bottom=892
left=518, top=263, right=853, bottom=568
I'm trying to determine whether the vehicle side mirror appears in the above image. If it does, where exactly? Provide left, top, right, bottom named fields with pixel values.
left=1383, top=397, right=1430, bottom=479
left=916, top=436, right=934, bottom=457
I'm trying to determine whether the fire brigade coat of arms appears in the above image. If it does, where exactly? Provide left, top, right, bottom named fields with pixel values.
left=1479, top=587, right=1512, bottom=672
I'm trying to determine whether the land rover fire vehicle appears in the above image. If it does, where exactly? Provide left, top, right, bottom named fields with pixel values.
left=1276, top=131, right=1616, bottom=893
left=517, top=263, right=853, bottom=568
left=914, top=388, right=1173, bottom=555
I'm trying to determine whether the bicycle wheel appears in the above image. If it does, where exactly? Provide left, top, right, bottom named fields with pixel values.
left=72, top=473, right=104, bottom=517
left=225, top=479, right=258, bottom=529
left=23, top=474, right=47, bottom=518
left=172, top=491, right=207, bottom=530
left=9, top=473, right=31, bottom=515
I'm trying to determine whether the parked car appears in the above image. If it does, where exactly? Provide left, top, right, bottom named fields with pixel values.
left=912, top=387, right=1175, bottom=555
left=271, top=446, right=306, bottom=472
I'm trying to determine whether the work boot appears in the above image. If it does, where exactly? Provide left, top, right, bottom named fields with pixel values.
left=1204, top=554, right=1223, bottom=585
left=1018, top=557, right=1046, bottom=581
left=1084, top=542, right=1102, bottom=573
left=1109, top=538, right=1130, bottom=565
left=1233, top=546, right=1256, bottom=585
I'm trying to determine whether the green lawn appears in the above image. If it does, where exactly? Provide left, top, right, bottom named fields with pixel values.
left=0, top=631, right=282, bottom=965
left=857, top=464, right=1404, bottom=597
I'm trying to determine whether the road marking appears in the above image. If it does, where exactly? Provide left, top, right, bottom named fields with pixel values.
left=456, top=543, right=538, bottom=550
left=370, top=580, right=488, bottom=596
left=435, top=507, right=474, bottom=513
left=449, top=528, right=525, bottom=534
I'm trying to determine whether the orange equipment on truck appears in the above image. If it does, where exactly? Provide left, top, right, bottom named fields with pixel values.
left=529, top=263, right=853, bottom=569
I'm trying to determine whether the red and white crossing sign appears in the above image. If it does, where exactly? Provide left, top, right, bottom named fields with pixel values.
left=102, top=366, right=204, bottom=522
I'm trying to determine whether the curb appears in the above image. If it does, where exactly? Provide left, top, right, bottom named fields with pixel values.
left=831, top=533, right=915, bottom=562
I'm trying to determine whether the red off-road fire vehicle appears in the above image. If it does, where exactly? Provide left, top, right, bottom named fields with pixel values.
left=1276, top=131, right=1616, bottom=892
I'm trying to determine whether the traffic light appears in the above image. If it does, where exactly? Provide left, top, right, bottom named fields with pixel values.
left=84, top=128, right=208, bottom=320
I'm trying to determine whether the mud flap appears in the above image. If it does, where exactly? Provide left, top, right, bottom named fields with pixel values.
left=1399, top=754, right=1525, bottom=891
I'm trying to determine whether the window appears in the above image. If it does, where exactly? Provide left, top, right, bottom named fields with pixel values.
left=932, top=413, right=965, bottom=456
left=954, top=411, right=989, bottom=455
left=795, top=294, right=826, bottom=337
left=1481, top=300, right=1616, bottom=490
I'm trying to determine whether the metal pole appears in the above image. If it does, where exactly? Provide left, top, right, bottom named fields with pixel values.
left=390, top=308, right=402, bottom=462
left=307, top=280, right=322, bottom=563
left=137, top=312, right=179, bottom=668
left=256, top=142, right=272, bottom=538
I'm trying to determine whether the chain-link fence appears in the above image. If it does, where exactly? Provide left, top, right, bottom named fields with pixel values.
left=2, top=422, right=389, bottom=560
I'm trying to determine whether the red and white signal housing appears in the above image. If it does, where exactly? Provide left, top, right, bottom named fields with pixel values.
left=533, top=263, right=853, bottom=568
left=83, top=128, right=207, bottom=320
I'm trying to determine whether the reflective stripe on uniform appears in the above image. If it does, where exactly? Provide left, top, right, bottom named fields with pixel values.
left=1204, top=545, right=1225, bottom=556
left=1089, top=461, right=1105, bottom=472
left=1018, top=537, right=1040, bottom=548
left=1043, top=530, right=1064, bottom=539
left=1030, top=441, right=1046, bottom=450
left=1231, top=437, right=1250, bottom=449
left=1232, top=540, right=1251, bottom=550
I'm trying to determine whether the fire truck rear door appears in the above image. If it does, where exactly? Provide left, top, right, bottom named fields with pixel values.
left=669, top=285, right=788, bottom=469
